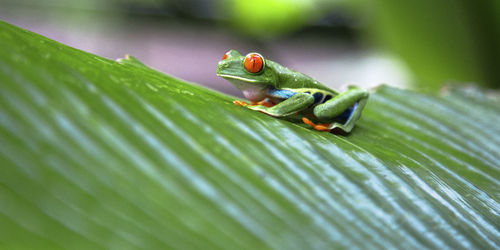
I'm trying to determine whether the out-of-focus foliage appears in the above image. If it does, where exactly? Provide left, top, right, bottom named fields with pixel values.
left=1, top=20, right=500, bottom=249
left=222, top=0, right=500, bottom=89
left=353, top=0, right=500, bottom=89
left=220, top=0, right=320, bottom=37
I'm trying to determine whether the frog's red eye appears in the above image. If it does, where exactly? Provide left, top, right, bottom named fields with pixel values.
left=222, top=51, right=231, bottom=60
left=244, top=53, right=264, bottom=73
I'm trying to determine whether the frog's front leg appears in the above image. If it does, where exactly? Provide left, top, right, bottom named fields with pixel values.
left=311, top=86, right=369, bottom=133
left=233, top=98, right=274, bottom=107
left=246, top=93, right=314, bottom=117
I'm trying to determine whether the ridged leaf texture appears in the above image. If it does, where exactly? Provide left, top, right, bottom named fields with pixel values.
left=0, top=20, right=499, bottom=249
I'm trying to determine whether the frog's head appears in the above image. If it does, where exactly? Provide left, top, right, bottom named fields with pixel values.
left=217, top=50, right=279, bottom=101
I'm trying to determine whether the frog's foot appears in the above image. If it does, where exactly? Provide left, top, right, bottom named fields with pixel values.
left=302, top=117, right=332, bottom=132
left=233, top=100, right=249, bottom=106
left=250, top=99, right=275, bottom=108
left=234, top=99, right=275, bottom=108
left=247, top=105, right=278, bottom=116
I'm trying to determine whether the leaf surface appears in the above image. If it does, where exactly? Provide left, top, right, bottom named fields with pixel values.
left=0, top=20, right=499, bottom=249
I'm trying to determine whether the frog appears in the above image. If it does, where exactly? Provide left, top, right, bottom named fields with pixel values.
left=216, top=49, right=369, bottom=133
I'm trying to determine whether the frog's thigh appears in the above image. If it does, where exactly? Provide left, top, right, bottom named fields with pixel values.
left=314, top=87, right=368, bottom=120
left=268, top=93, right=314, bottom=117
left=328, top=97, right=368, bottom=133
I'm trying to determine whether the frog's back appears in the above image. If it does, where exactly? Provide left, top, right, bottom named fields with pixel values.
left=272, top=61, right=338, bottom=94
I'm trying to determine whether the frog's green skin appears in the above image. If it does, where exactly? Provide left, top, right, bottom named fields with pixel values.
left=216, top=49, right=369, bottom=133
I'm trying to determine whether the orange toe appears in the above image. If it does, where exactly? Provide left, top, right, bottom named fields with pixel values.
left=259, top=100, right=275, bottom=107
left=249, top=100, right=275, bottom=107
left=302, top=117, right=315, bottom=126
left=314, top=125, right=331, bottom=131
left=302, top=117, right=331, bottom=132
left=233, top=100, right=249, bottom=106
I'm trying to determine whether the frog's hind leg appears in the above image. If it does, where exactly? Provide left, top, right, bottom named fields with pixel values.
left=329, top=97, right=368, bottom=133
left=312, top=86, right=369, bottom=133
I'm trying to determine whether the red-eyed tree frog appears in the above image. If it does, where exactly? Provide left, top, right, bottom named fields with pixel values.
left=216, top=50, right=369, bottom=133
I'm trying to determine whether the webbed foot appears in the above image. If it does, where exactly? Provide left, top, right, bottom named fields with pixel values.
left=233, top=100, right=249, bottom=106
left=233, top=99, right=275, bottom=107
left=251, top=99, right=275, bottom=107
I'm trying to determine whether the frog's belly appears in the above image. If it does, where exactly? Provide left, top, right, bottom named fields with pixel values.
left=229, top=79, right=269, bottom=102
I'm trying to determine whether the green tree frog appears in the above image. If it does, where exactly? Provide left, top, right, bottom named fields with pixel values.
left=216, top=50, right=369, bottom=133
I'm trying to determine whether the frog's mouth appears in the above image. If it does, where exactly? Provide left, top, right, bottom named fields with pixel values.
left=218, top=75, right=270, bottom=102
left=216, top=74, right=260, bottom=83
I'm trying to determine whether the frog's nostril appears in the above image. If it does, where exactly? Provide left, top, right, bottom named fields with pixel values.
left=218, top=61, right=228, bottom=68
left=217, top=61, right=228, bottom=74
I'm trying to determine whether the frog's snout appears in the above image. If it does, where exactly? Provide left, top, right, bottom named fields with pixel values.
left=218, top=60, right=229, bottom=68
left=216, top=60, right=230, bottom=75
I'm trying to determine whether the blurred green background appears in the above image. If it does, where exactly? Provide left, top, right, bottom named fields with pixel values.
left=1, top=0, right=499, bottom=94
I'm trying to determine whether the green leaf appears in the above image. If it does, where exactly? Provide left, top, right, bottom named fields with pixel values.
left=0, top=20, right=499, bottom=249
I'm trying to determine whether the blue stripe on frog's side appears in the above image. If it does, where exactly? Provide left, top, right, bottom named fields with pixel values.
left=268, top=88, right=297, bottom=99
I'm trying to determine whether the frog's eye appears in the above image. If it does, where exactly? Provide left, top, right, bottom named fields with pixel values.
left=222, top=50, right=231, bottom=60
left=244, top=53, right=264, bottom=73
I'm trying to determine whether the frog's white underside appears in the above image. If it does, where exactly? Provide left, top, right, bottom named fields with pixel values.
left=217, top=74, right=269, bottom=102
